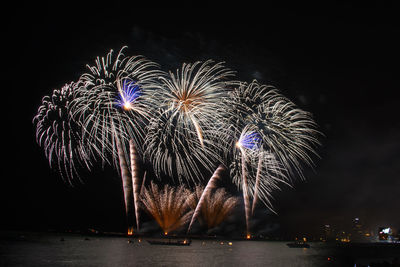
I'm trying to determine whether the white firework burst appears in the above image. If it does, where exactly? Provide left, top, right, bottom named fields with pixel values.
left=33, top=82, right=97, bottom=183
left=228, top=80, right=321, bottom=183
left=70, top=46, right=164, bottom=165
left=144, top=60, right=237, bottom=183
left=225, top=80, right=321, bottom=233
left=69, top=46, right=164, bottom=231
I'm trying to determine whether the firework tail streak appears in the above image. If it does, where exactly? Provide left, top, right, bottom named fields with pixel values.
left=187, top=164, right=226, bottom=233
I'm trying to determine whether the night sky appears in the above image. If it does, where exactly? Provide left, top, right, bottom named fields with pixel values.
left=4, top=2, right=399, bottom=237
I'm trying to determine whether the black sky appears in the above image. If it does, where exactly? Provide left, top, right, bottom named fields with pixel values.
left=3, top=1, right=400, bottom=236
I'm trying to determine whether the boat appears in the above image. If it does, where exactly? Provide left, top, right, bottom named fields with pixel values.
left=287, top=240, right=310, bottom=248
left=147, top=239, right=191, bottom=246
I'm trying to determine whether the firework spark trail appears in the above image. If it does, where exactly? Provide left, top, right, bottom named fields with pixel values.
left=140, top=171, right=147, bottom=196
left=116, top=136, right=134, bottom=229
left=251, top=154, right=263, bottom=215
left=187, top=164, right=225, bottom=233
left=141, top=182, right=193, bottom=234
left=130, top=139, right=141, bottom=231
left=144, top=60, right=236, bottom=183
left=239, top=148, right=251, bottom=235
left=235, top=126, right=262, bottom=233
left=190, top=115, right=204, bottom=147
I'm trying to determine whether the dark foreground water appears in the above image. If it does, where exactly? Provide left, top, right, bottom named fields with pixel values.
left=1, top=231, right=399, bottom=266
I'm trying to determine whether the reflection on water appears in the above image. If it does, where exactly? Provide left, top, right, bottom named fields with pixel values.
left=0, top=232, right=342, bottom=266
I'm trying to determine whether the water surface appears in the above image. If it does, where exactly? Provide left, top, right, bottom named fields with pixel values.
left=0, top=231, right=339, bottom=266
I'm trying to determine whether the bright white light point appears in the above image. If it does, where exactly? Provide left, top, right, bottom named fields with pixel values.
left=123, top=102, right=132, bottom=111
left=235, top=141, right=242, bottom=148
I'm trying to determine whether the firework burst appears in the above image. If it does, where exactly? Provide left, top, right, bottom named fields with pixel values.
left=33, top=82, right=98, bottom=183
left=71, top=47, right=163, bottom=162
left=226, top=80, right=321, bottom=233
left=144, top=60, right=236, bottom=183
left=70, top=47, right=163, bottom=231
left=141, top=182, right=193, bottom=234
left=229, top=80, right=321, bottom=181
left=33, top=45, right=321, bottom=237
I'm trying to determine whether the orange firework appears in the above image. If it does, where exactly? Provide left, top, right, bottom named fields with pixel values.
left=188, top=185, right=238, bottom=230
left=141, top=182, right=193, bottom=234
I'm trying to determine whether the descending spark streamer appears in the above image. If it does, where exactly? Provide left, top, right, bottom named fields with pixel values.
left=70, top=47, right=163, bottom=231
left=33, top=82, right=98, bottom=183
left=188, top=186, right=238, bottom=230
left=144, top=60, right=236, bottom=183
left=251, top=153, right=263, bottom=215
left=141, top=182, right=193, bottom=234
left=140, top=171, right=147, bottom=196
left=130, top=139, right=142, bottom=231
left=239, top=145, right=251, bottom=235
left=236, top=128, right=267, bottom=225
left=187, top=165, right=225, bottom=233
left=116, top=135, right=134, bottom=228
left=234, top=130, right=254, bottom=235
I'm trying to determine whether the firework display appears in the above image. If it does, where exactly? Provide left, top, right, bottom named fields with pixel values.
left=33, top=46, right=321, bottom=236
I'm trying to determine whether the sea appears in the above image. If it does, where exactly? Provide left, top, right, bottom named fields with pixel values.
left=0, top=231, right=398, bottom=266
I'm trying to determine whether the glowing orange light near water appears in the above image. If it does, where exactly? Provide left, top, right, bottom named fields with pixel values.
left=127, top=227, right=134, bottom=236
left=246, top=234, right=251, bottom=239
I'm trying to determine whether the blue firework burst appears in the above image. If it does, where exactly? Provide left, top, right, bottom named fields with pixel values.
left=237, top=131, right=262, bottom=150
left=115, top=79, right=142, bottom=111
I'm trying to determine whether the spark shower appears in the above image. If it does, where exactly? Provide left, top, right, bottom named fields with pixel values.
left=33, top=46, right=321, bottom=236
